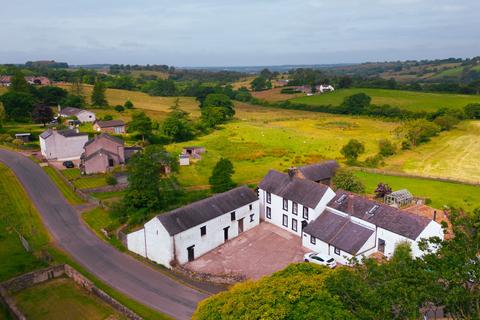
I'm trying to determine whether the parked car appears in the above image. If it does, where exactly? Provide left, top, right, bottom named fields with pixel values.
left=62, top=161, right=74, bottom=168
left=304, top=252, right=337, bottom=268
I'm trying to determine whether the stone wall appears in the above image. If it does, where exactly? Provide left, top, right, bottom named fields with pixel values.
left=175, top=264, right=246, bottom=285
left=0, top=264, right=142, bottom=320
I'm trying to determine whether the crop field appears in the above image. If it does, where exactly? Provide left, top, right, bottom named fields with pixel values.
left=14, top=278, right=126, bottom=320
left=384, top=121, right=480, bottom=183
left=355, top=171, right=480, bottom=212
left=290, top=88, right=480, bottom=112
left=167, top=107, right=399, bottom=187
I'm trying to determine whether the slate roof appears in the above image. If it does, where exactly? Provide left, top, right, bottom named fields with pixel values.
left=298, top=160, right=339, bottom=182
left=84, top=133, right=124, bottom=147
left=157, top=186, right=258, bottom=236
left=39, top=129, right=87, bottom=139
left=95, top=120, right=125, bottom=128
left=258, top=170, right=331, bottom=209
left=59, top=107, right=82, bottom=116
left=82, top=148, right=119, bottom=161
left=304, top=211, right=375, bottom=255
left=328, top=191, right=431, bottom=240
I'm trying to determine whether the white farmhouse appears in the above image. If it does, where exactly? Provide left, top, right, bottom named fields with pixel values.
left=127, top=186, right=259, bottom=268
left=258, top=170, right=443, bottom=265
left=39, top=129, right=89, bottom=161
left=59, top=107, right=96, bottom=123
left=319, top=84, right=335, bottom=93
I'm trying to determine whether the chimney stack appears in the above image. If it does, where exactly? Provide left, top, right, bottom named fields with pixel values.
left=433, top=210, right=437, bottom=221
left=288, top=167, right=297, bottom=179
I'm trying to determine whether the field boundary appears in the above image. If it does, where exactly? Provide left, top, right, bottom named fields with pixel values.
left=352, top=166, right=480, bottom=186
left=0, top=264, right=142, bottom=320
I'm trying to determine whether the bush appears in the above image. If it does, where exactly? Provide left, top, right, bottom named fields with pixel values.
left=464, top=103, right=480, bottom=119
left=105, top=174, right=118, bottom=185
left=364, top=154, right=383, bottom=168
left=433, top=115, right=460, bottom=131
left=378, top=139, right=396, bottom=157
left=11, top=138, right=24, bottom=146
left=340, top=139, right=365, bottom=164
left=103, top=114, right=113, bottom=121
left=332, top=169, right=365, bottom=193
left=0, top=133, right=12, bottom=142
left=114, top=105, right=125, bottom=112
left=124, top=100, right=134, bottom=109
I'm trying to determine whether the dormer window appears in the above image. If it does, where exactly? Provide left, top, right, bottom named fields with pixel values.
left=366, top=205, right=379, bottom=216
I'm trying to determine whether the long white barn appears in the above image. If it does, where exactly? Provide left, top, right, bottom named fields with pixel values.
left=259, top=170, right=443, bottom=265
left=127, top=186, right=259, bottom=268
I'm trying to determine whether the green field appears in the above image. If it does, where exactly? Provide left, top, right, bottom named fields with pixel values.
left=0, top=163, right=50, bottom=281
left=290, top=88, right=480, bottom=112
left=355, top=171, right=480, bottom=212
left=43, top=167, right=84, bottom=204
left=167, top=112, right=399, bottom=187
left=385, top=121, right=480, bottom=183
left=14, top=278, right=126, bottom=320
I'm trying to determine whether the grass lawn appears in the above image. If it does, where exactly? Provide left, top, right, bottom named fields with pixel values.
left=167, top=110, right=399, bottom=187
left=83, top=207, right=124, bottom=250
left=0, top=163, right=50, bottom=281
left=355, top=171, right=480, bottom=212
left=384, top=121, right=480, bottom=183
left=14, top=278, right=126, bottom=320
left=290, top=88, right=480, bottom=112
left=72, top=175, right=108, bottom=190
left=43, top=167, right=84, bottom=204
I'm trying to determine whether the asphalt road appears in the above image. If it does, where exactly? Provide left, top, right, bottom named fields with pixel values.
left=0, top=149, right=207, bottom=320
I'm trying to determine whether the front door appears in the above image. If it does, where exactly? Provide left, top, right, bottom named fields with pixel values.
left=378, top=239, right=385, bottom=254
left=238, top=218, right=244, bottom=234
left=187, top=245, right=195, bottom=262
left=224, top=227, right=229, bottom=242
left=301, top=220, right=308, bottom=232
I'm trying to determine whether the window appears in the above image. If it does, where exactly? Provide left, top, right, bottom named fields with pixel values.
left=378, top=239, right=386, bottom=254
left=334, top=247, right=340, bottom=255
left=230, top=211, right=236, bottom=221
left=266, top=207, right=271, bottom=219
left=292, top=218, right=297, bottom=232
left=310, top=235, right=316, bottom=245
left=292, top=202, right=298, bottom=215
left=303, top=207, right=309, bottom=219
left=266, top=192, right=271, bottom=204
left=283, top=198, right=288, bottom=211
left=200, top=226, right=206, bottom=236
left=250, top=214, right=254, bottom=222
left=249, top=204, right=253, bottom=211
left=282, top=214, right=288, bottom=227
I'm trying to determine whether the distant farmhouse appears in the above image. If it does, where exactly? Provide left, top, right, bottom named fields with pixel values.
left=93, top=120, right=126, bottom=134
left=296, top=84, right=335, bottom=95
left=0, top=76, right=51, bottom=87
left=58, top=107, right=96, bottom=123
left=39, top=129, right=89, bottom=161
left=127, top=186, right=259, bottom=267
left=80, top=133, right=125, bottom=174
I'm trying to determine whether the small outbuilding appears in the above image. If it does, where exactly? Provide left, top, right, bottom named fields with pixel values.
left=182, top=146, right=206, bottom=159
left=385, top=189, right=413, bottom=208
left=15, top=133, right=31, bottom=142
left=93, top=120, right=126, bottom=134
left=179, top=154, right=190, bottom=166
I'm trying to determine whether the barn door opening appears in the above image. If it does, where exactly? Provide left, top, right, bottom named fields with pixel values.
left=224, top=227, right=229, bottom=242
left=238, top=218, right=244, bottom=234
left=187, top=245, right=195, bottom=262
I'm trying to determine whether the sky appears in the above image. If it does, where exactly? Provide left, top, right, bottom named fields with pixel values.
left=1, top=0, right=479, bottom=66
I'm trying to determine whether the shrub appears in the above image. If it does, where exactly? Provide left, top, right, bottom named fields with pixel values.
left=464, top=103, right=480, bottom=119
left=341, top=139, right=365, bottom=164
left=433, top=115, right=460, bottom=131
left=333, top=169, right=365, bottom=193
left=124, top=100, right=134, bottom=109
left=103, top=114, right=113, bottom=121
left=114, top=105, right=125, bottom=112
left=374, top=183, right=392, bottom=198
left=378, top=139, right=397, bottom=157
left=11, top=138, right=24, bottom=146
left=364, top=154, right=383, bottom=168
left=105, top=174, right=118, bottom=185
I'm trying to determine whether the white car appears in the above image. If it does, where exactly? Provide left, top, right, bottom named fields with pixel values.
left=304, top=252, right=337, bottom=268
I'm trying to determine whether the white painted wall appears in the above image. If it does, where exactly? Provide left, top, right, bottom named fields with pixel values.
left=77, top=110, right=96, bottom=123
left=144, top=218, right=174, bottom=267
left=40, top=132, right=88, bottom=161
left=174, top=201, right=259, bottom=265
left=412, top=220, right=444, bottom=257
left=126, top=228, right=146, bottom=257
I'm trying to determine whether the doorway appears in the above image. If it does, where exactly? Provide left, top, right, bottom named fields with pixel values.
left=224, top=227, right=229, bottom=242
left=187, top=245, right=195, bottom=262
left=378, top=239, right=385, bottom=254
left=238, top=218, right=244, bottom=234
left=301, top=220, right=308, bottom=232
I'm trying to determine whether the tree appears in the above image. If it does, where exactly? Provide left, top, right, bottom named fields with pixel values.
left=397, top=119, right=440, bottom=147
left=341, top=139, right=365, bottom=163
left=464, top=103, right=480, bottom=119
left=0, top=101, right=5, bottom=129
left=124, top=100, right=134, bottom=109
left=209, top=158, right=236, bottom=193
left=203, top=93, right=235, bottom=118
left=374, top=182, right=392, bottom=198
left=69, top=78, right=84, bottom=98
left=32, top=105, right=54, bottom=126
left=251, top=76, right=272, bottom=91
left=9, top=71, right=30, bottom=93
left=128, top=112, right=152, bottom=142
left=91, top=80, right=108, bottom=107
left=162, top=100, right=195, bottom=142
left=433, top=114, right=460, bottom=131
left=332, top=169, right=365, bottom=193
left=0, top=92, right=35, bottom=122
left=114, top=105, right=125, bottom=112
left=201, top=106, right=226, bottom=128
left=341, top=93, right=371, bottom=115
left=61, top=94, right=85, bottom=108
left=37, top=86, right=68, bottom=105
left=378, top=139, right=396, bottom=157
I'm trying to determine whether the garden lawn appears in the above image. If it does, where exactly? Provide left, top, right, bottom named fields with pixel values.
left=384, top=121, right=480, bottom=183
left=290, top=88, right=480, bottom=112
left=0, top=163, right=50, bottom=281
left=167, top=113, right=399, bottom=187
left=72, top=175, right=108, bottom=190
left=14, top=278, right=126, bottom=320
left=43, top=167, right=84, bottom=204
left=355, top=171, right=480, bottom=212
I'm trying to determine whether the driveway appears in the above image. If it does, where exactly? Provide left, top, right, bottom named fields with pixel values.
left=0, top=149, right=207, bottom=320
left=185, top=222, right=309, bottom=279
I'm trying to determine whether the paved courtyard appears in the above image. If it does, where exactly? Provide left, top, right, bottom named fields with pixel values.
left=185, top=222, right=309, bottom=279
